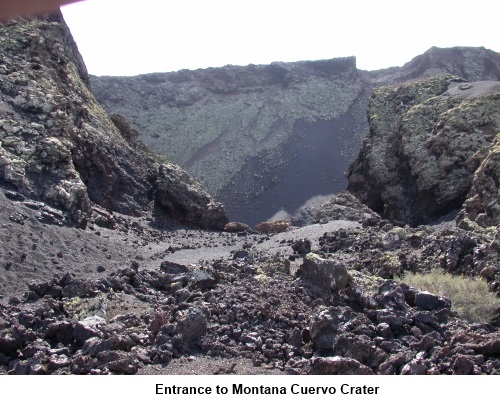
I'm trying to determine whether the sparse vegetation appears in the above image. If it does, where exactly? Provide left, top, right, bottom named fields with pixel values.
left=401, top=269, right=499, bottom=323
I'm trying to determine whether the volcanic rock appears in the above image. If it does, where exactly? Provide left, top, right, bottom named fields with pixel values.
left=73, top=316, right=106, bottom=345
left=414, top=291, right=451, bottom=311
left=0, top=11, right=499, bottom=379
left=91, top=47, right=500, bottom=225
left=223, top=222, right=251, bottom=233
left=296, top=253, right=351, bottom=293
left=254, top=219, right=291, bottom=234
left=175, top=306, right=207, bottom=345
left=310, top=356, right=374, bottom=375
left=0, top=13, right=227, bottom=230
left=460, top=134, right=500, bottom=227
left=348, top=75, right=500, bottom=226
left=314, top=191, right=381, bottom=225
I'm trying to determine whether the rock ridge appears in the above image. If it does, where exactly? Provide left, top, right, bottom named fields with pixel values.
left=90, top=47, right=500, bottom=224
left=347, top=75, right=500, bottom=226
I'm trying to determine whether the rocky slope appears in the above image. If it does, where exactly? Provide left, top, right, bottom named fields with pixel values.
left=90, top=58, right=368, bottom=225
left=388, top=46, right=500, bottom=84
left=461, top=132, right=500, bottom=228
left=0, top=13, right=227, bottom=230
left=1, top=185, right=500, bottom=375
left=347, top=76, right=500, bottom=226
left=90, top=47, right=500, bottom=225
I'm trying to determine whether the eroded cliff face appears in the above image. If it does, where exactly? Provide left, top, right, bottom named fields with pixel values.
left=461, top=133, right=500, bottom=227
left=91, top=58, right=369, bottom=224
left=0, top=13, right=227, bottom=230
left=347, top=75, right=500, bottom=226
left=90, top=47, right=500, bottom=225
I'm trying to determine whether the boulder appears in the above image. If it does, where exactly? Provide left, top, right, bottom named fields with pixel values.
left=73, top=316, right=106, bottom=345
left=296, top=253, right=350, bottom=292
left=43, top=320, right=74, bottom=344
left=291, top=239, right=312, bottom=255
left=414, top=291, right=451, bottom=311
left=254, top=219, right=291, bottom=234
left=96, top=350, right=139, bottom=374
left=314, top=191, right=381, bottom=224
left=333, top=332, right=386, bottom=367
left=0, top=331, right=23, bottom=355
left=382, top=227, right=408, bottom=250
left=467, top=332, right=500, bottom=355
left=48, top=354, right=71, bottom=371
left=175, top=307, right=207, bottom=344
left=310, top=356, right=374, bottom=375
left=400, top=360, right=428, bottom=375
left=309, top=306, right=355, bottom=352
left=224, top=222, right=250, bottom=233
left=149, top=310, right=168, bottom=335
left=452, top=356, right=477, bottom=375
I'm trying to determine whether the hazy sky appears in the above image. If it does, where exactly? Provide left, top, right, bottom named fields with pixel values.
left=61, top=0, right=499, bottom=77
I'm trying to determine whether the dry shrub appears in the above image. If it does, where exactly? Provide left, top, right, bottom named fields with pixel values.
left=401, top=269, right=499, bottom=323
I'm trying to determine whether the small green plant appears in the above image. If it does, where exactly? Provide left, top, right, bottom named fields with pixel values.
left=400, top=268, right=499, bottom=323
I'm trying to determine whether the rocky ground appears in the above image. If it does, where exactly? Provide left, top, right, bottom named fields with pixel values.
left=1, top=188, right=500, bottom=375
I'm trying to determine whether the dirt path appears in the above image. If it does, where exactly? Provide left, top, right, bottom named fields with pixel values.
left=0, top=187, right=360, bottom=302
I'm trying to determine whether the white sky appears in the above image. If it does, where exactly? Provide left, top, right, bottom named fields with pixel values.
left=61, top=0, right=500, bottom=77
